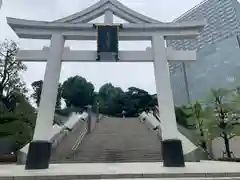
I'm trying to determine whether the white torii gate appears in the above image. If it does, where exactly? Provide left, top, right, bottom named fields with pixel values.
left=7, top=0, right=205, bottom=170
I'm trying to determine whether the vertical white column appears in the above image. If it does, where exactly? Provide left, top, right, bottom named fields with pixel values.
left=151, top=36, right=179, bottom=140
left=33, top=34, right=65, bottom=141
left=104, top=10, right=114, bottom=24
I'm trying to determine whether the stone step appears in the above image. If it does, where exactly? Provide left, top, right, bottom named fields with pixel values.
left=54, top=152, right=162, bottom=163
left=58, top=159, right=162, bottom=163
left=52, top=118, right=162, bottom=163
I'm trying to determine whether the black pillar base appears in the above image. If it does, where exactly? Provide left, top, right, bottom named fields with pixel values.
left=162, top=139, right=185, bottom=167
left=25, top=141, right=51, bottom=170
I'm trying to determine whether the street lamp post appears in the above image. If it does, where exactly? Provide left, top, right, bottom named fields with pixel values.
left=122, top=110, right=126, bottom=119
left=96, top=101, right=100, bottom=122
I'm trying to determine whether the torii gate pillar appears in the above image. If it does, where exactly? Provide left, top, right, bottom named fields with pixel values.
left=152, top=36, right=185, bottom=167
left=25, top=34, right=65, bottom=169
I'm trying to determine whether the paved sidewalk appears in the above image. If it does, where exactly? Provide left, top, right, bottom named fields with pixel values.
left=0, top=161, right=239, bottom=179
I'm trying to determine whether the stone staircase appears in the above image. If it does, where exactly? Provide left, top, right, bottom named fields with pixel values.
left=58, top=117, right=162, bottom=163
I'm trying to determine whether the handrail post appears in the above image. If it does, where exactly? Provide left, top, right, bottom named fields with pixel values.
left=85, top=105, right=92, bottom=134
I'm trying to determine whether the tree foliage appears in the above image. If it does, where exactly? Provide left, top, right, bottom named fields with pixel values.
left=62, top=76, right=95, bottom=108
left=185, top=101, right=213, bottom=158
left=189, top=89, right=240, bottom=159
left=206, top=89, right=240, bottom=158
left=31, top=80, right=43, bottom=107
left=97, top=83, right=124, bottom=116
left=96, top=84, right=157, bottom=117
left=0, top=40, right=28, bottom=113
left=0, top=40, right=35, bottom=151
left=0, top=92, right=36, bottom=150
left=175, top=106, right=192, bottom=128
left=31, top=80, right=62, bottom=108
left=0, top=40, right=27, bottom=99
left=60, top=80, right=157, bottom=117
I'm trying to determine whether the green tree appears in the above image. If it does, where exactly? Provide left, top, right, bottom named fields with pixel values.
left=98, top=84, right=155, bottom=117
left=31, top=80, right=62, bottom=108
left=205, top=88, right=240, bottom=158
left=127, top=87, right=153, bottom=112
left=62, top=76, right=95, bottom=108
left=147, top=94, right=158, bottom=112
left=175, top=106, right=192, bottom=128
left=98, top=83, right=116, bottom=100
left=0, top=93, right=36, bottom=149
left=122, top=87, right=156, bottom=117
left=56, top=83, right=62, bottom=109
left=185, top=102, right=213, bottom=158
left=0, top=40, right=37, bottom=151
left=0, top=40, right=27, bottom=101
left=31, top=80, right=43, bottom=107
left=98, top=83, right=124, bottom=116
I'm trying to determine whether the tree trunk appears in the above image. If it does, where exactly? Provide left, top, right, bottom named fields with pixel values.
left=198, top=125, right=214, bottom=159
left=0, top=85, right=3, bottom=97
left=223, top=132, right=232, bottom=158
left=199, top=127, right=207, bottom=149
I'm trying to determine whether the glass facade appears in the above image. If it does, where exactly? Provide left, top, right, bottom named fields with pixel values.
left=168, top=0, right=240, bottom=106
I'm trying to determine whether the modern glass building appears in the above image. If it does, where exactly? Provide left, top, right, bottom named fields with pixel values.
left=168, top=0, right=240, bottom=106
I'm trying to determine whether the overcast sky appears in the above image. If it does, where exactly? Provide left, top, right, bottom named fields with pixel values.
left=0, top=0, right=203, bottom=94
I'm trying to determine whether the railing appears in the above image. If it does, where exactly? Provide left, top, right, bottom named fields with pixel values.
left=139, top=111, right=162, bottom=139
left=140, top=106, right=211, bottom=160
left=17, top=105, right=99, bottom=164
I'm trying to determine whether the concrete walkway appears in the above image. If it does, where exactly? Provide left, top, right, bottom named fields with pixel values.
left=0, top=161, right=239, bottom=179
